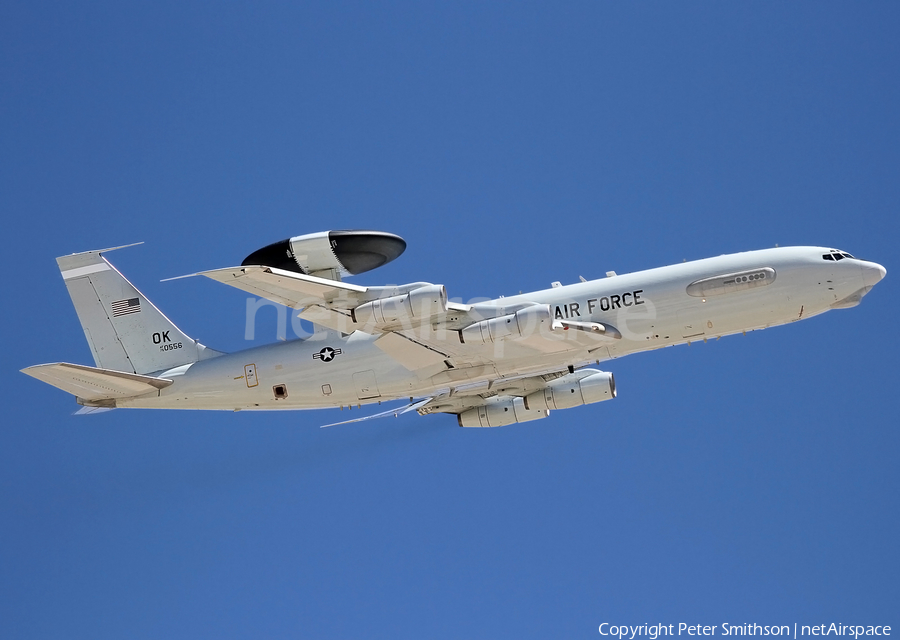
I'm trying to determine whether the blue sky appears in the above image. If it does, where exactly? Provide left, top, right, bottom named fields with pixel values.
left=1, top=2, right=897, bottom=638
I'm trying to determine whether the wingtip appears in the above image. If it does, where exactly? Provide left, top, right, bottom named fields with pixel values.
left=319, top=397, right=431, bottom=427
left=74, top=406, right=116, bottom=415
left=160, top=272, right=201, bottom=283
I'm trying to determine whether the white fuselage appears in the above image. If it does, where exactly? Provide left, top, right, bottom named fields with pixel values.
left=119, top=246, right=885, bottom=412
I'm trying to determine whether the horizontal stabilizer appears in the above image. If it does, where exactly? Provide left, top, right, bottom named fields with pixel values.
left=21, top=362, right=173, bottom=402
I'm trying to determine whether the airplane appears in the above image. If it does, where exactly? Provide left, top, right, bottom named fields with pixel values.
left=21, top=230, right=886, bottom=427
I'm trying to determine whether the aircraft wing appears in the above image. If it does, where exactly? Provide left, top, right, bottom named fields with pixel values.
left=196, top=266, right=369, bottom=310
left=319, top=366, right=606, bottom=427
left=191, top=265, right=464, bottom=335
left=412, top=369, right=572, bottom=416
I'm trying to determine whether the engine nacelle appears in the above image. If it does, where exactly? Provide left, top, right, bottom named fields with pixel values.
left=523, top=370, right=616, bottom=411
left=457, top=396, right=550, bottom=428
left=459, top=305, right=554, bottom=345
left=242, top=230, right=406, bottom=279
left=351, top=284, right=447, bottom=326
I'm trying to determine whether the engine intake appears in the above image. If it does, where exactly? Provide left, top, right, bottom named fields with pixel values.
left=352, top=284, right=447, bottom=326
left=523, top=370, right=616, bottom=411
left=458, top=396, right=550, bottom=428
left=459, top=305, right=554, bottom=345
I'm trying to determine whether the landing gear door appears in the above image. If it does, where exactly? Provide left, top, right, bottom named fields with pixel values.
left=353, top=370, right=380, bottom=400
left=676, top=309, right=706, bottom=339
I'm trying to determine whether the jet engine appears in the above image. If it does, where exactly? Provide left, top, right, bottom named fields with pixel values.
left=523, top=369, right=616, bottom=411
left=242, top=230, right=406, bottom=280
left=457, top=396, right=550, bottom=428
left=351, top=284, right=447, bottom=326
left=459, top=304, right=554, bottom=345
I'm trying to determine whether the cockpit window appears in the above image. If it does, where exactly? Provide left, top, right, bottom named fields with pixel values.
left=823, top=250, right=855, bottom=261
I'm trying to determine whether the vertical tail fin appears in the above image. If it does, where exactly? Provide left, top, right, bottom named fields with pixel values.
left=57, top=244, right=223, bottom=375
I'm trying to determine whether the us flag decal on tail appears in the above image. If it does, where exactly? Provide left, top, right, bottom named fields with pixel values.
left=111, top=297, right=141, bottom=317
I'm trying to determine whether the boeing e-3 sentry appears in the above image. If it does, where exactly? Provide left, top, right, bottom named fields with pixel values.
left=22, top=231, right=886, bottom=426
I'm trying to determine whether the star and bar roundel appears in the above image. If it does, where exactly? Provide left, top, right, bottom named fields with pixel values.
left=313, top=347, right=342, bottom=363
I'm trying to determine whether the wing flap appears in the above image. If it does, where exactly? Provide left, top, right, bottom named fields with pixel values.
left=373, top=332, right=450, bottom=375
left=21, top=362, right=173, bottom=401
left=297, top=304, right=356, bottom=334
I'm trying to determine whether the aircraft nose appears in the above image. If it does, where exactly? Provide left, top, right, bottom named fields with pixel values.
left=861, top=262, right=887, bottom=287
